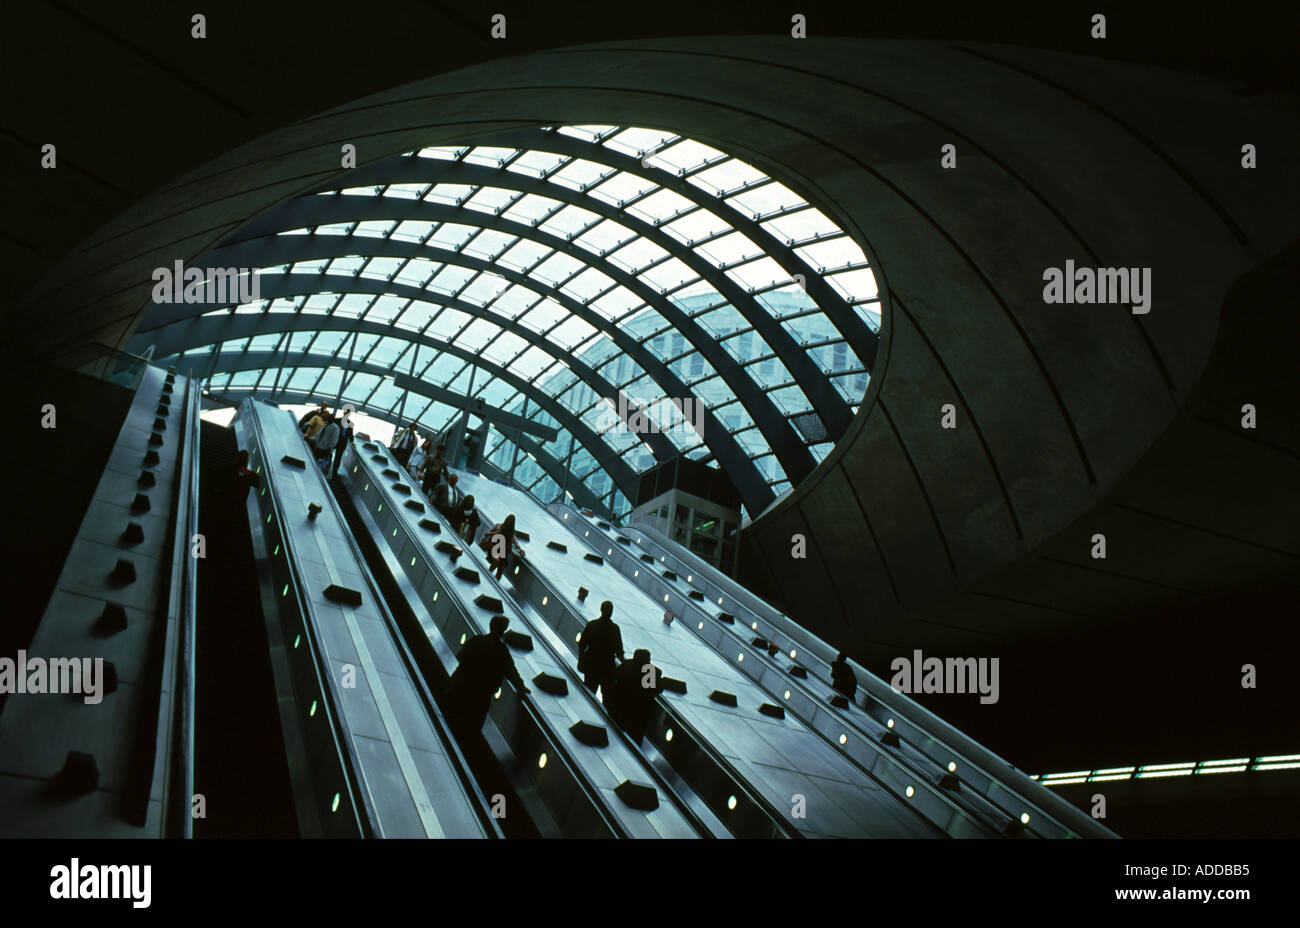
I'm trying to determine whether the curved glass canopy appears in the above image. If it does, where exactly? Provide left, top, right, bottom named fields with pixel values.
left=133, top=125, right=881, bottom=520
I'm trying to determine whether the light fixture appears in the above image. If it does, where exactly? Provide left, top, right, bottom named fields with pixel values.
left=494, top=688, right=502, bottom=699
left=905, top=786, right=915, bottom=798
left=783, top=690, right=791, bottom=700
left=665, top=729, right=674, bottom=742
left=538, top=753, right=548, bottom=769
left=727, top=796, right=737, bottom=810
left=717, top=597, right=723, bottom=605
left=542, top=596, right=549, bottom=606
left=686, top=575, right=692, bottom=583
left=751, top=621, right=758, bottom=630
left=697, top=622, right=704, bottom=629
left=664, top=594, right=670, bottom=602
left=331, top=793, right=341, bottom=813
left=281, top=584, right=288, bottom=598
left=790, top=649, right=797, bottom=658
left=1020, top=813, right=1031, bottom=825
left=293, top=634, right=301, bottom=649
left=432, top=591, right=439, bottom=602
left=948, top=762, right=957, bottom=773
left=886, top=718, right=895, bottom=729
left=310, top=700, right=318, bottom=717
left=460, top=633, right=467, bottom=645
left=737, top=653, right=744, bottom=662
left=273, top=544, right=280, bottom=556
left=410, top=556, right=417, bottom=566
left=839, top=734, right=848, bottom=745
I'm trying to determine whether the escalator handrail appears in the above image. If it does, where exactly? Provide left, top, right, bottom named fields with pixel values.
left=575, top=508, right=1116, bottom=838
left=322, top=440, right=504, bottom=838
left=241, top=401, right=374, bottom=837
left=354, top=446, right=637, bottom=839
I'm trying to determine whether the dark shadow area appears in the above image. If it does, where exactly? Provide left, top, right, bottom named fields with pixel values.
left=0, top=356, right=133, bottom=716
left=192, top=420, right=297, bottom=837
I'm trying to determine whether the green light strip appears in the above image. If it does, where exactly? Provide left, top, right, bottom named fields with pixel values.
left=1036, top=753, right=1300, bottom=787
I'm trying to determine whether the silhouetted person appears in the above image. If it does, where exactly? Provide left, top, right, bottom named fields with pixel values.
left=480, top=513, right=523, bottom=580
left=608, top=648, right=663, bottom=744
left=831, top=652, right=857, bottom=701
left=577, top=600, right=624, bottom=699
left=234, top=449, right=259, bottom=500
left=447, top=614, right=530, bottom=733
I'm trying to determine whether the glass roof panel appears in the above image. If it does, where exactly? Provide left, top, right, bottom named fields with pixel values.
left=145, top=124, right=882, bottom=517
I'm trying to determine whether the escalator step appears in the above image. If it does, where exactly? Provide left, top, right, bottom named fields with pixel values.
left=418, top=518, right=441, bottom=533
left=717, top=612, right=735, bottom=624
left=454, top=566, right=481, bottom=584
left=639, top=554, right=655, bottom=563
left=829, top=695, right=850, bottom=710
left=614, top=780, right=658, bottom=812
left=404, top=500, right=425, bottom=512
left=583, top=553, right=604, bottom=565
left=323, top=584, right=363, bottom=607
left=709, top=690, right=738, bottom=707
left=546, top=541, right=567, bottom=553
left=502, top=630, right=533, bottom=651
left=473, top=594, right=503, bottom=612
left=758, top=703, right=785, bottom=719
left=661, top=677, right=687, bottom=695
left=688, top=590, right=704, bottom=601
left=788, top=665, right=808, bottom=679
left=570, top=720, right=609, bottom=747
left=533, top=673, right=568, bottom=696
left=280, top=455, right=306, bottom=469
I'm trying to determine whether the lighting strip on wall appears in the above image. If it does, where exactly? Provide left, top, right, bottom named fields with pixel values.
left=1031, top=754, right=1300, bottom=786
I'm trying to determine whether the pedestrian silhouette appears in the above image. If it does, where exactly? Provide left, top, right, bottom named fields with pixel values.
left=447, top=614, right=530, bottom=733
left=577, top=600, right=624, bottom=700
left=608, top=648, right=663, bottom=744
left=831, top=651, right=857, bottom=702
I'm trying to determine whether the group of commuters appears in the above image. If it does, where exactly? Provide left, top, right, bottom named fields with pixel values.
left=298, top=401, right=354, bottom=478
left=446, top=599, right=664, bottom=745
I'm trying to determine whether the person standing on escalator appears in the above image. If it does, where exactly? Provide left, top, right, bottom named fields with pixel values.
left=234, top=448, right=259, bottom=500
left=446, top=614, right=530, bottom=734
left=831, top=652, right=858, bottom=703
left=313, top=412, right=340, bottom=474
left=577, top=600, right=624, bottom=701
left=330, top=405, right=354, bottom=479
left=608, top=648, right=664, bottom=744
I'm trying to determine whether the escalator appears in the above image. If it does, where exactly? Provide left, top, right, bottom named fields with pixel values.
left=326, top=466, right=538, bottom=838
left=192, top=421, right=296, bottom=837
